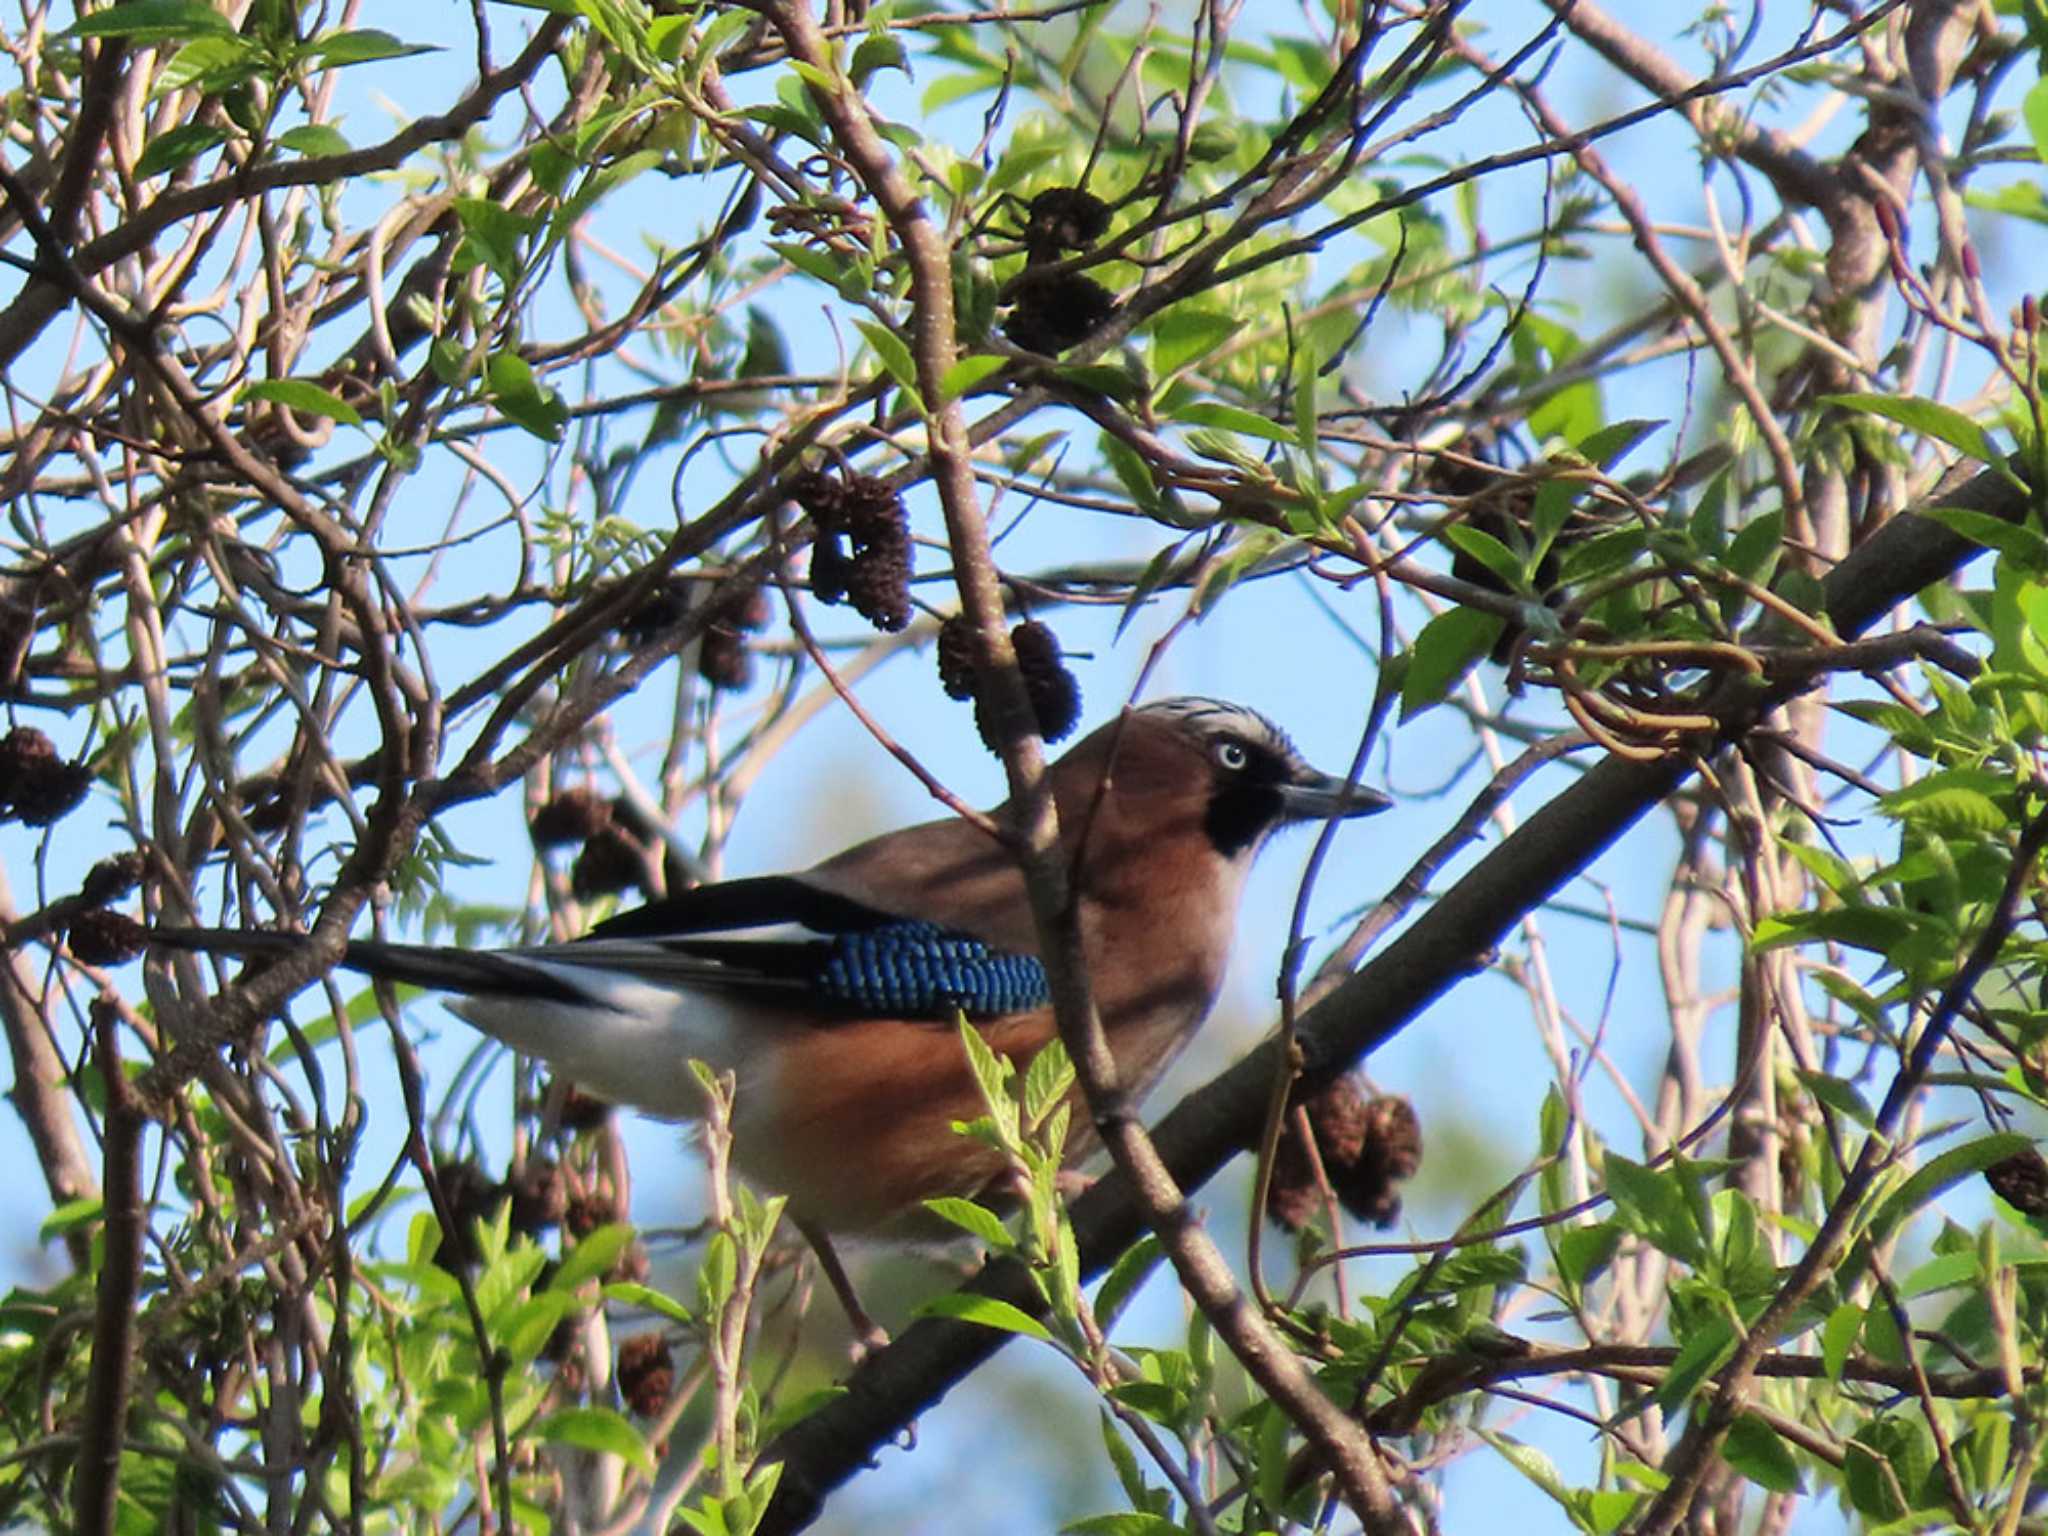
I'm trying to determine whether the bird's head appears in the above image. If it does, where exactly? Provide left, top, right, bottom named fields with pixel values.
left=1049, top=696, right=1392, bottom=865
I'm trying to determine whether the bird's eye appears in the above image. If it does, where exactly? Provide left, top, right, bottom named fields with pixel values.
left=1214, top=739, right=1250, bottom=772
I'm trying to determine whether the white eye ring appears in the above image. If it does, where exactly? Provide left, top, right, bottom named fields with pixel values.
left=1215, top=739, right=1250, bottom=771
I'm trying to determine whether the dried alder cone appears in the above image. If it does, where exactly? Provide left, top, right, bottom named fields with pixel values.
left=936, top=615, right=1084, bottom=752
left=1002, top=183, right=1119, bottom=355
left=1266, top=1075, right=1423, bottom=1232
left=531, top=787, right=615, bottom=849
left=80, top=848, right=146, bottom=904
left=1021, top=186, right=1112, bottom=255
left=793, top=466, right=914, bottom=632
left=697, top=583, right=773, bottom=692
left=618, top=1333, right=676, bottom=1418
left=1987, top=1147, right=2048, bottom=1216
left=0, top=725, right=91, bottom=826
left=571, top=825, right=650, bottom=901
left=619, top=576, right=773, bottom=691
left=68, top=908, right=147, bottom=966
left=532, top=789, right=658, bottom=901
left=1004, top=271, right=1117, bottom=356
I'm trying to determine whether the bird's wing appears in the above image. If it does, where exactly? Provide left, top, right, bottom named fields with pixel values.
left=546, top=874, right=1050, bottom=1022
left=156, top=873, right=1050, bottom=1024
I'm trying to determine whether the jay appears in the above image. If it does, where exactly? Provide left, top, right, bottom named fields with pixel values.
left=157, top=697, right=1388, bottom=1328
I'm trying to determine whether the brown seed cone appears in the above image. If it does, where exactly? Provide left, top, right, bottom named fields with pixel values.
left=1023, top=187, right=1111, bottom=256
left=12, top=759, right=91, bottom=826
left=698, top=627, right=756, bottom=692
left=0, top=724, right=56, bottom=768
left=433, top=1158, right=501, bottom=1271
left=505, top=1157, right=568, bottom=1235
left=1011, top=621, right=1082, bottom=742
left=810, top=535, right=852, bottom=605
left=571, top=827, right=648, bottom=901
left=789, top=467, right=848, bottom=530
left=619, top=576, right=694, bottom=646
left=1988, top=1147, right=2048, bottom=1216
left=839, top=474, right=906, bottom=547
left=565, top=1189, right=621, bottom=1239
left=844, top=525, right=913, bottom=633
left=618, top=1333, right=676, bottom=1418
left=936, top=614, right=978, bottom=700
left=734, top=586, right=774, bottom=632
left=1265, top=1077, right=1421, bottom=1233
left=2, top=727, right=91, bottom=825
left=80, top=849, right=147, bottom=905
left=532, top=788, right=615, bottom=849
left=1004, top=271, right=1117, bottom=355
left=68, top=908, right=147, bottom=966
left=1330, top=1094, right=1422, bottom=1229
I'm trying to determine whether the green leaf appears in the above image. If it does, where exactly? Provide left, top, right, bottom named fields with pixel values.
left=912, top=1292, right=1054, bottom=1342
left=536, top=1406, right=654, bottom=1472
left=241, top=377, right=364, bottom=428
left=1602, top=1153, right=1705, bottom=1266
left=1652, top=1312, right=1738, bottom=1411
left=1899, top=1249, right=1978, bottom=1297
left=850, top=32, right=908, bottom=85
left=1751, top=905, right=1917, bottom=956
left=1555, top=1221, right=1622, bottom=1288
left=1294, top=345, right=1321, bottom=459
left=1842, top=1441, right=1909, bottom=1522
left=957, top=1017, right=1016, bottom=1131
left=601, top=1281, right=693, bottom=1325
left=308, top=28, right=438, bottom=65
left=770, top=240, right=851, bottom=291
left=1098, top=432, right=1162, bottom=516
left=1723, top=1414, right=1803, bottom=1494
left=1879, top=767, right=2012, bottom=833
left=1920, top=505, right=2048, bottom=569
left=1063, top=1516, right=1183, bottom=1536
left=1021, top=1037, right=1074, bottom=1129
left=484, top=350, right=568, bottom=441
left=1148, top=305, right=1243, bottom=379
left=1723, top=508, right=1784, bottom=589
left=2025, top=77, right=2048, bottom=164
left=551, top=1222, right=636, bottom=1291
left=498, top=1291, right=573, bottom=1366
left=922, top=1196, right=1013, bottom=1250
left=1171, top=401, right=1294, bottom=444
left=938, top=353, right=1005, bottom=401
left=1823, top=393, right=2007, bottom=471
left=1399, top=605, right=1504, bottom=720
left=276, top=123, right=351, bottom=157
left=1528, top=377, right=1601, bottom=444
left=134, top=122, right=230, bottom=179
left=1821, top=1301, right=1862, bottom=1382
left=1779, top=839, right=1861, bottom=899
left=1443, top=524, right=1526, bottom=589
left=1575, top=417, right=1663, bottom=470
left=1478, top=1430, right=1573, bottom=1507
left=1795, top=1069, right=1875, bottom=1128
left=1867, top=1133, right=2034, bottom=1252
left=39, top=1196, right=104, bottom=1242
left=852, top=319, right=926, bottom=414
left=69, top=0, right=234, bottom=39
left=1093, top=1234, right=1163, bottom=1334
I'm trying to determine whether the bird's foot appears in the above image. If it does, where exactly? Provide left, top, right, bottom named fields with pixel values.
left=847, top=1317, right=892, bottom=1366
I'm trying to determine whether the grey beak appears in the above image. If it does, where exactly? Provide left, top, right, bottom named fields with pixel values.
left=1278, top=768, right=1393, bottom=823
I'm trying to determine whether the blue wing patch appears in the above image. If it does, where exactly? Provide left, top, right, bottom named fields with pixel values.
left=816, top=921, right=1049, bottom=1017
